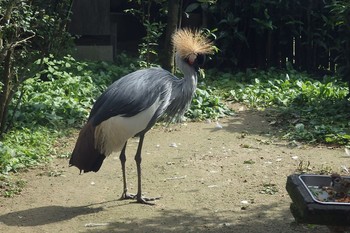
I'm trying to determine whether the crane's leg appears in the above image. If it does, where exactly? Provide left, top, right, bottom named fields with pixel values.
left=134, top=134, right=160, bottom=205
left=119, top=142, right=135, bottom=200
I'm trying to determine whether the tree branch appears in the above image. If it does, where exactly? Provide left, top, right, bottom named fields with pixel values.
left=0, top=33, right=35, bottom=64
left=9, top=33, right=36, bottom=49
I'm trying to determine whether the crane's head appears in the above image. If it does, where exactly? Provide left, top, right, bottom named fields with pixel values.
left=172, top=28, right=214, bottom=73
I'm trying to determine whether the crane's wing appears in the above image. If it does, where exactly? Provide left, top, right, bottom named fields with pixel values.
left=89, top=68, right=175, bottom=127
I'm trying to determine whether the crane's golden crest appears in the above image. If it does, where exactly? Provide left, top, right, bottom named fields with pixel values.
left=172, top=28, right=214, bottom=61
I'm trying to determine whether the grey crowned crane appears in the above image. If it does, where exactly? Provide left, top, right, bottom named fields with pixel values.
left=69, top=28, right=214, bottom=204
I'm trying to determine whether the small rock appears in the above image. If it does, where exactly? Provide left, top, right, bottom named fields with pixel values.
left=215, top=122, right=223, bottom=129
left=85, top=223, right=109, bottom=227
left=341, top=165, right=349, bottom=174
left=345, top=148, right=350, bottom=156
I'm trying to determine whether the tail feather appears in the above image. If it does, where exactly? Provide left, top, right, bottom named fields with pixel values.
left=69, top=121, right=106, bottom=173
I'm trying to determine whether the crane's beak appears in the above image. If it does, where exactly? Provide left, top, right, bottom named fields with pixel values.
left=196, top=54, right=206, bottom=67
left=193, top=54, right=206, bottom=73
left=184, top=54, right=207, bottom=73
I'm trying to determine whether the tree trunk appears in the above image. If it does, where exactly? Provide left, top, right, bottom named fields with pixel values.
left=0, top=49, right=13, bottom=135
left=161, top=0, right=180, bottom=73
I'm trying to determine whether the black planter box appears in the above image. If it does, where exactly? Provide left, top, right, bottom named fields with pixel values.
left=286, top=174, right=350, bottom=226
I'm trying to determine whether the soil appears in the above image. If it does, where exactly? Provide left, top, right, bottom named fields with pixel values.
left=0, top=104, right=348, bottom=233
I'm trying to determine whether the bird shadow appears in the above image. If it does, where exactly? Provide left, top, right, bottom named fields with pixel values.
left=0, top=200, right=117, bottom=227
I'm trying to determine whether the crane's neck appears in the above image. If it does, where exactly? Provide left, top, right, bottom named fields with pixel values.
left=175, top=53, right=198, bottom=90
left=163, top=53, right=198, bottom=122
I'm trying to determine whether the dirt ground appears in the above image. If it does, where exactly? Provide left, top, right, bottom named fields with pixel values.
left=0, top=105, right=348, bottom=233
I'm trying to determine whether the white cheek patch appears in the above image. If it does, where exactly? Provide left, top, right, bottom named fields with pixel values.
left=188, top=54, right=197, bottom=65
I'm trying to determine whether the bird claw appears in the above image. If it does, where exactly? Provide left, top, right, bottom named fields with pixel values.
left=136, top=196, right=161, bottom=205
left=120, top=191, right=161, bottom=205
left=120, top=192, right=136, bottom=200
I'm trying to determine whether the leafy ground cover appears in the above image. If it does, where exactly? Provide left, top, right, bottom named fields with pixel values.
left=207, top=69, right=350, bottom=146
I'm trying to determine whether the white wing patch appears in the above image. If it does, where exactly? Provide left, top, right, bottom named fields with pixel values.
left=94, top=97, right=161, bottom=156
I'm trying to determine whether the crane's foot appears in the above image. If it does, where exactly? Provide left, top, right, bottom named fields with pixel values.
left=120, top=191, right=161, bottom=205
left=120, top=191, right=136, bottom=200
left=136, top=195, right=161, bottom=205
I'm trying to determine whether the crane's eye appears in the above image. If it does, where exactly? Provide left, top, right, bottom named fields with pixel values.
left=185, top=54, right=206, bottom=67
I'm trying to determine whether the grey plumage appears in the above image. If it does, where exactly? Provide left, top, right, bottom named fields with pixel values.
left=90, top=67, right=194, bottom=127
left=69, top=28, right=213, bottom=204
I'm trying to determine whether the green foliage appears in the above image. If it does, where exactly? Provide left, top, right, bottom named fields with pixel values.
left=211, top=69, right=350, bottom=145
left=326, top=0, right=350, bottom=84
left=137, top=20, right=165, bottom=68
left=260, top=183, right=278, bottom=195
left=11, top=58, right=93, bottom=127
left=0, top=0, right=73, bottom=81
left=0, top=175, right=26, bottom=197
left=0, top=0, right=74, bottom=137
left=9, top=55, right=134, bottom=129
left=226, top=70, right=348, bottom=108
left=0, top=127, right=56, bottom=174
left=205, top=0, right=350, bottom=82
left=187, top=82, right=231, bottom=120
left=124, top=0, right=166, bottom=68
